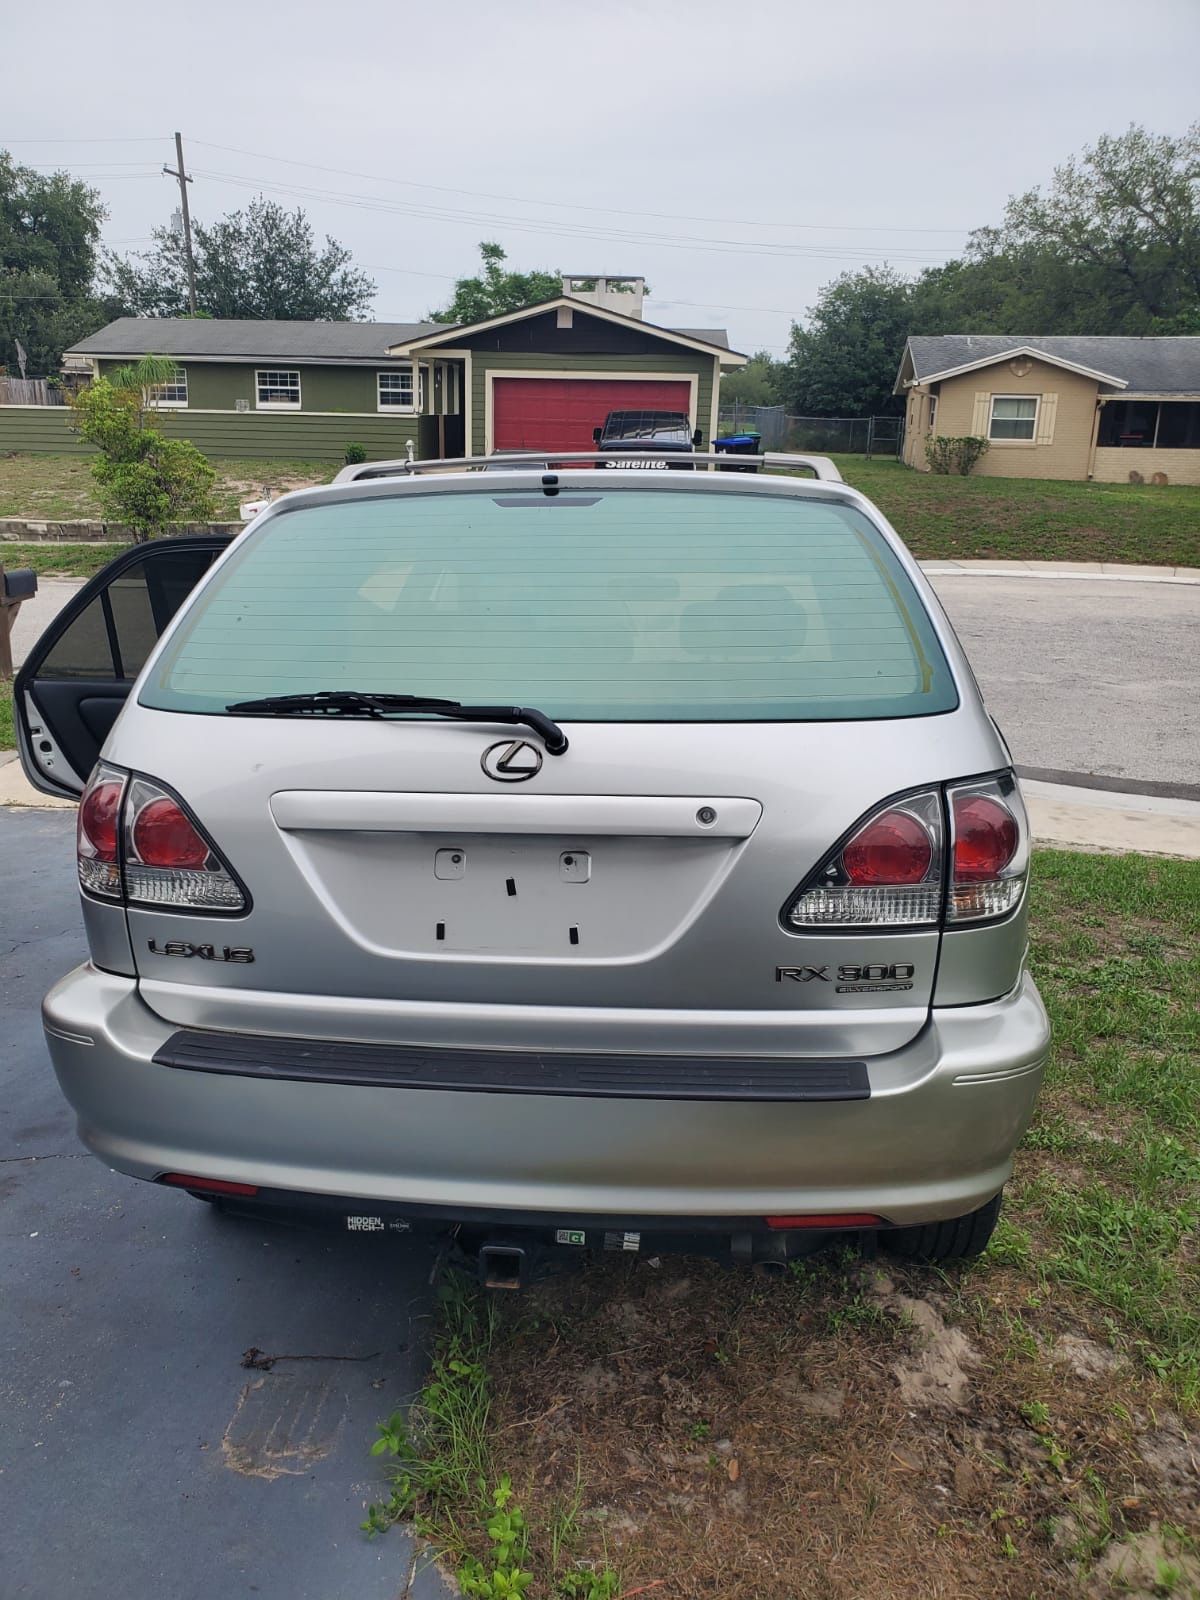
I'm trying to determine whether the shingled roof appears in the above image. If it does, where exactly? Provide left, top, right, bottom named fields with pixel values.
left=898, top=335, right=1200, bottom=395
left=67, top=318, right=450, bottom=365
left=69, top=315, right=734, bottom=363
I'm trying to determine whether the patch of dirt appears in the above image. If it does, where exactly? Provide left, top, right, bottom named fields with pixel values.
left=1052, top=1334, right=1129, bottom=1383
left=870, top=1270, right=979, bottom=1410
left=1088, top=1531, right=1200, bottom=1599
left=1135, top=1413, right=1200, bottom=1512
left=221, top=1371, right=344, bottom=1480
left=483, top=1254, right=1200, bottom=1599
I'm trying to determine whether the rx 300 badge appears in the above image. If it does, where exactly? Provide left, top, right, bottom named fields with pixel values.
left=777, top=962, right=915, bottom=994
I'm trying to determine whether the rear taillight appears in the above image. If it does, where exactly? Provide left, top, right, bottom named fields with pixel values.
left=77, top=765, right=127, bottom=900
left=123, top=776, right=245, bottom=910
left=783, top=773, right=1028, bottom=931
left=947, top=777, right=1028, bottom=922
left=785, top=789, right=944, bottom=927
left=76, top=765, right=245, bottom=912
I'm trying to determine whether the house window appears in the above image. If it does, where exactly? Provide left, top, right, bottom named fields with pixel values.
left=927, top=395, right=937, bottom=434
left=378, top=366, right=417, bottom=411
left=147, top=367, right=188, bottom=408
left=989, top=396, right=1037, bottom=441
left=1098, top=400, right=1200, bottom=449
left=256, top=370, right=301, bottom=408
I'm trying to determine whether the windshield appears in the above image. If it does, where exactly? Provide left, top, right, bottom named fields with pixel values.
left=601, top=413, right=691, bottom=444
left=140, top=486, right=958, bottom=722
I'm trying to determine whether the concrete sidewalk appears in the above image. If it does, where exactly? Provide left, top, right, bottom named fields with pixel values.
left=922, top=559, right=1200, bottom=584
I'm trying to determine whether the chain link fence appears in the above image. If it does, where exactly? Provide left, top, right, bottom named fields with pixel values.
left=716, top=407, right=905, bottom=459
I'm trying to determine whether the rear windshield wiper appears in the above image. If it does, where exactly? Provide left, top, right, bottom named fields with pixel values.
left=226, top=690, right=568, bottom=755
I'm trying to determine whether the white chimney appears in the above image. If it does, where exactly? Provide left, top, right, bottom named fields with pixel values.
left=561, top=275, right=645, bottom=320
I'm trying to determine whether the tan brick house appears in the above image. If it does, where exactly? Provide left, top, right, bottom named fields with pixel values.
left=894, top=335, right=1200, bottom=484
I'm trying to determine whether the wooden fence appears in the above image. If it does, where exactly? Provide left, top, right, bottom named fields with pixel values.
left=0, top=377, right=64, bottom=406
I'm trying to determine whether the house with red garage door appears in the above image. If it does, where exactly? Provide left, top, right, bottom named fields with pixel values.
left=385, top=275, right=745, bottom=458
left=19, top=276, right=744, bottom=463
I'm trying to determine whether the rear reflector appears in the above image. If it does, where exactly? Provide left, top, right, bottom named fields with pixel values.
left=765, top=1213, right=881, bottom=1230
left=159, top=1173, right=259, bottom=1197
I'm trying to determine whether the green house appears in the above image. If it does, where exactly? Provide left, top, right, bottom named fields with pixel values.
left=20, top=278, right=744, bottom=462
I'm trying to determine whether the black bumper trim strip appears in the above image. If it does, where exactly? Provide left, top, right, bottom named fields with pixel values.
left=153, top=1028, right=870, bottom=1102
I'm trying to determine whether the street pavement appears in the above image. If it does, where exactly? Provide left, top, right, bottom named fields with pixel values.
left=930, top=571, right=1199, bottom=792
left=0, top=810, right=453, bottom=1600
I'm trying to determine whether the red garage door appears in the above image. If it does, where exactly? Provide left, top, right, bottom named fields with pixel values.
left=492, top=378, right=693, bottom=453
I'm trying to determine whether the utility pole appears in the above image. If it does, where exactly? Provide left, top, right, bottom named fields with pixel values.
left=163, top=132, right=198, bottom=315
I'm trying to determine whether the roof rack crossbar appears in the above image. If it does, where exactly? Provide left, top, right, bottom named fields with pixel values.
left=332, top=451, right=844, bottom=483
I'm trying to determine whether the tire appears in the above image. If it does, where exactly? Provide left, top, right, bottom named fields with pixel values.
left=882, top=1191, right=1003, bottom=1263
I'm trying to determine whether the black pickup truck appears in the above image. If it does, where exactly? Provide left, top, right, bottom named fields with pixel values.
left=592, top=410, right=702, bottom=468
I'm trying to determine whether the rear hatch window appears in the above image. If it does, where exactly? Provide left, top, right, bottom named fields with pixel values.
left=140, top=487, right=957, bottom=722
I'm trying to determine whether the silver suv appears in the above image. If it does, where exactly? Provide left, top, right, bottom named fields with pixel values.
left=17, top=453, right=1049, bottom=1279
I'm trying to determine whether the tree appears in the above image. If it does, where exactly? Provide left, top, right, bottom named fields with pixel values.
left=996, top=122, right=1200, bottom=329
left=0, top=150, right=117, bottom=375
left=783, top=266, right=913, bottom=416
left=719, top=350, right=785, bottom=408
left=70, top=355, right=217, bottom=539
left=431, top=242, right=560, bottom=323
left=105, top=198, right=376, bottom=321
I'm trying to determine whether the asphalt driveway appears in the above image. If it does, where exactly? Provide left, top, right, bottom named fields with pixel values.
left=0, top=810, right=451, bottom=1600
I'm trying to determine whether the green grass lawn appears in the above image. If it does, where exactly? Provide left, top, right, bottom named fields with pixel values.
left=0, top=453, right=335, bottom=523
left=2, top=449, right=1199, bottom=566
left=364, top=851, right=1200, bottom=1600
left=829, top=455, right=1200, bottom=567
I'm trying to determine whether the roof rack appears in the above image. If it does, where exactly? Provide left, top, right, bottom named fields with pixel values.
left=332, top=451, right=845, bottom=484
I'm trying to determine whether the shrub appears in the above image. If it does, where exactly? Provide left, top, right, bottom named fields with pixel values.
left=90, top=438, right=217, bottom=539
left=69, top=361, right=217, bottom=540
left=344, top=442, right=367, bottom=464
left=925, top=434, right=990, bottom=476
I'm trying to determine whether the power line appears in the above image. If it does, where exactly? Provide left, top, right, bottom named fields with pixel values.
left=189, top=137, right=969, bottom=237
left=190, top=167, right=953, bottom=265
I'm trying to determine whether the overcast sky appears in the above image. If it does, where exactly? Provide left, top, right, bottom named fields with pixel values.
left=5, top=0, right=1198, bottom=355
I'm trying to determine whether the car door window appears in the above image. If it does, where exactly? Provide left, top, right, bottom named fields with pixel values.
left=39, top=547, right=221, bottom=681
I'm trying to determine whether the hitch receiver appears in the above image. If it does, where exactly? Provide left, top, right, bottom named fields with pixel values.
left=478, top=1241, right=529, bottom=1291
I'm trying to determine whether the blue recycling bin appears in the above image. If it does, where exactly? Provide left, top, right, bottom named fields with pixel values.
left=713, top=432, right=762, bottom=472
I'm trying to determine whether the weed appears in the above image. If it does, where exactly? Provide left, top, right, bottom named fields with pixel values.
left=825, top=1292, right=907, bottom=1340
left=364, top=1276, right=619, bottom=1595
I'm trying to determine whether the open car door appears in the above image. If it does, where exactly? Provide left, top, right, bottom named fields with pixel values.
left=14, top=535, right=231, bottom=799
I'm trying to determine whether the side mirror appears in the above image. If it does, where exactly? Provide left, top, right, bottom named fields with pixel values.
left=592, top=426, right=603, bottom=445
left=692, top=429, right=703, bottom=447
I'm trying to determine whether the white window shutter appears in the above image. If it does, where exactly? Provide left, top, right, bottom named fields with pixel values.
left=971, top=392, right=990, bottom=436
left=1036, top=393, right=1058, bottom=445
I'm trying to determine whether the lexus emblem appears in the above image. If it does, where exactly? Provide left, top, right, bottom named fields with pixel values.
left=481, top=739, right=543, bottom=782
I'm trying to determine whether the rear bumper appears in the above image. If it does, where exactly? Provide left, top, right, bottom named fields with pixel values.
left=43, top=965, right=1049, bottom=1227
